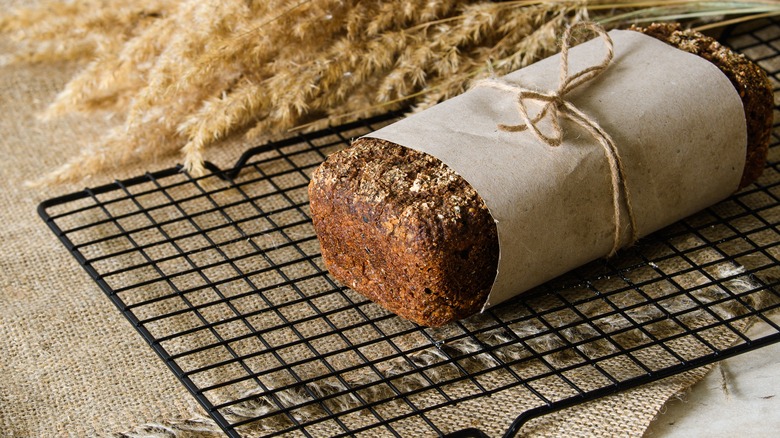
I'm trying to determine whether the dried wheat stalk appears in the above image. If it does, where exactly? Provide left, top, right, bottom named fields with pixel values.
left=1, top=0, right=777, bottom=184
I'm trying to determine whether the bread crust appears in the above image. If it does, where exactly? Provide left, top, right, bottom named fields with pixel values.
left=309, top=138, right=499, bottom=326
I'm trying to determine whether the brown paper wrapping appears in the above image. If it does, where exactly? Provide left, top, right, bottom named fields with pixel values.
left=365, top=30, right=747, bottom=310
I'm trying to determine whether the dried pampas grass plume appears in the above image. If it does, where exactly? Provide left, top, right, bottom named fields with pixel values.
left=1, top=0, right=778, bottom=184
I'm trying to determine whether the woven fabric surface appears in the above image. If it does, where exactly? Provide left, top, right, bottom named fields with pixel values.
left=0, top=49, right=711, bottom=438
left=0, top=5, right=772, bottom=437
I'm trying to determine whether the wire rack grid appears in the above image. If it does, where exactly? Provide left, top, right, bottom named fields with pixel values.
left=39, top=19, right=780, bottom=438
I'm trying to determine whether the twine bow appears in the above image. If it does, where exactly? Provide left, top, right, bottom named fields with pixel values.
left=476, top=21, right=637, bottom=257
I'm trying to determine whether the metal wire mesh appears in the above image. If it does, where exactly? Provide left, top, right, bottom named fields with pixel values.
left=39, top=18, right=780, bottom=438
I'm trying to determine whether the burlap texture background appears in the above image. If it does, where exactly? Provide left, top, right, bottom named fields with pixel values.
left=0, top=7, right=771, bottom=437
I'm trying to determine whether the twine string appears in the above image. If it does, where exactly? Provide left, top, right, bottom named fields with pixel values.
left=475, top=21, right=637, bottom=257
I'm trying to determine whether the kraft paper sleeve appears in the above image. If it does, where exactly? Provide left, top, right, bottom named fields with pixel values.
left=364, top=29, right=747, bottom=310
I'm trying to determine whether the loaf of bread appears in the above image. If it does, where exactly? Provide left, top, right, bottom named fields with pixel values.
left=308, top=24, right=773, bottom=327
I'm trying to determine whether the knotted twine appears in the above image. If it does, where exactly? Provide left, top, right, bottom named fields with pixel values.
left=476, top=22, right=637, bottom=257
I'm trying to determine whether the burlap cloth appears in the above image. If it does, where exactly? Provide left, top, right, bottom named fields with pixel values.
left=0, top=11, right=775, bottom=438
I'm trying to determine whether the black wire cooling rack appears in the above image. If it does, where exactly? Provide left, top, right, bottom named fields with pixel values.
left=39, top=18, right=780, bottom=438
